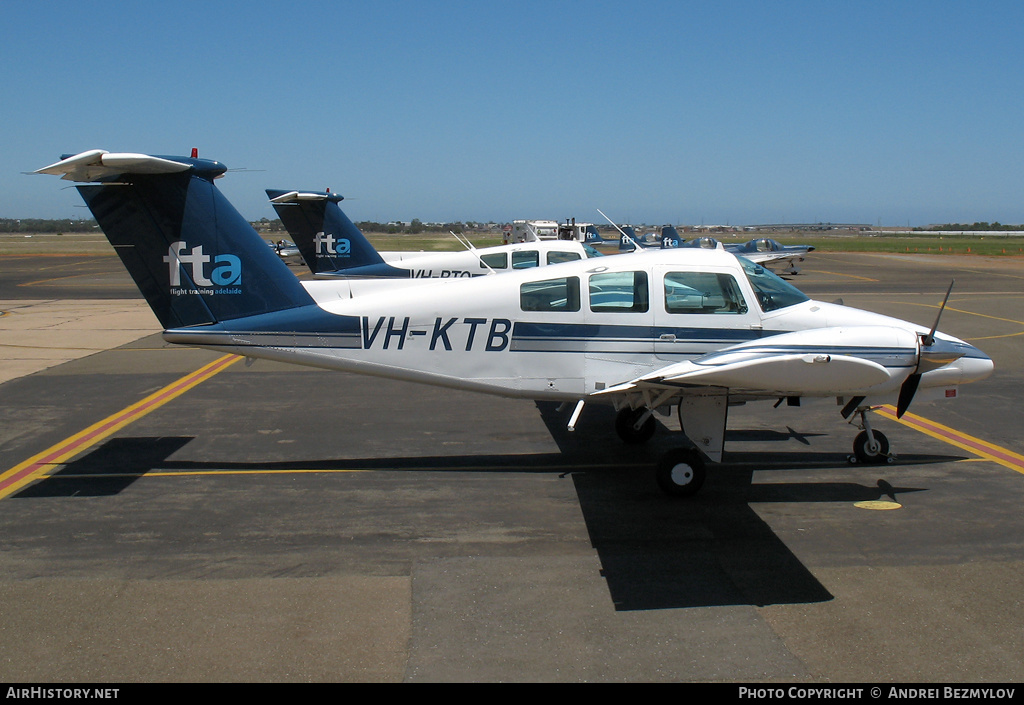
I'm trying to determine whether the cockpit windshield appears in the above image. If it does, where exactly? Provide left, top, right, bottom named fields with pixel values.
left=738, top=256, right=809, bottom=312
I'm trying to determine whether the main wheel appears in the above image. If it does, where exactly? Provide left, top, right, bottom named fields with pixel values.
left=656, top=448, right=706, bottom=497
left=853, top=430, right=890, bottom=464
left=615, top=407, right=656, bottom=444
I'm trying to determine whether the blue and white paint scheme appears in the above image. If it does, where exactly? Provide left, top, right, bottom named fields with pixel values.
left=36, top=150, right=994, bottom=496
left=267, top=189, right=603, bottom=279
left=619, top=225, right=814, bottom=274
left=728, top=237, right=816, bottom=274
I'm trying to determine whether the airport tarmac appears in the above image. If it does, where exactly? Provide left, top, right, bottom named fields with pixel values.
left=1, top=251, right=1022, bottom=683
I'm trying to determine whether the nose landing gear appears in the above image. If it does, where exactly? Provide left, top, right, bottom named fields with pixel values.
left=847, top=403, right=895, bottom=465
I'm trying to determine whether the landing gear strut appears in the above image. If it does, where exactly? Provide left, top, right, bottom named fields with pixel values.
left=615, top=406, right=656, bottom=444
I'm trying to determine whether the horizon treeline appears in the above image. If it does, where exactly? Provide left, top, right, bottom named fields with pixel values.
left=917, top=222, right=1024, bottom=231
left=0, top=217, right=494, bottom=235
left=7, top=217, right=1024, bottom=236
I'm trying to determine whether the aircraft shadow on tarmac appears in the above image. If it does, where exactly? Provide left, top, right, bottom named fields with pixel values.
left=532, top=401, right=945, bottom=611
left=14, top=405, right=960, bottom=612
left=15, top=436, right=194, bottom=498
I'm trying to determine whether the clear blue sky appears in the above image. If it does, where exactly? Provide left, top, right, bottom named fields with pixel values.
left=4, top=0, right=1024, bottom=226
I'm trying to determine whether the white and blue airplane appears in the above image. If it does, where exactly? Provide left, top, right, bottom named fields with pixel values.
left=729, top=237, right=816, bottom=274
left=266, top=189, right=605, bottom=278
left=620, top=226, right=815, bottom=274
left=268, top=237, right=301, bottom=261
left=35, top=150, right=995, bottom=496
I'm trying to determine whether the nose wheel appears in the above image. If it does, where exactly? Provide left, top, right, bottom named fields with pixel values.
left=851, top=429, right=892, bottom=464
left=847, top=404, right=895, bottom=465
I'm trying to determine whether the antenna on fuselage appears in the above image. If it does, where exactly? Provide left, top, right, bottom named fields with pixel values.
left=596, top=209, right=642, bottom=253
left=450, top=229, right=476, bottom=251
left=451, top=230, right=496, bottom=275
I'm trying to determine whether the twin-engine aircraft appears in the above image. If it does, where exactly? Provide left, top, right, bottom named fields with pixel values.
left=36, top=150, right=994, bottom=496
left=266, top=189, right=604, bottom=278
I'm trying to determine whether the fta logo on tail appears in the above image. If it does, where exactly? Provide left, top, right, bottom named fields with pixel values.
left=163, top=241, right=242, bottom=289
left=314, top=231, right=351, bottom=257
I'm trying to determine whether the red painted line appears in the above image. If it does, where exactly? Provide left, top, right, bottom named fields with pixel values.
left=876, top=405, right=1024, bottom=474
left=0, top=354, right=240, bottom=498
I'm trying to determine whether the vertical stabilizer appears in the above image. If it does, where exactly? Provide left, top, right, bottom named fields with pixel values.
left=267, top=190, right=390, bottom=275
left=36, top=151, right=314, bottom=329
left=660, top=225, right=682, bottom=249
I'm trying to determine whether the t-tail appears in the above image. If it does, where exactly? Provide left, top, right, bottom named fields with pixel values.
left=35, top=150, right=315, bottom=329
left=267, top=189, right=405, bottom=277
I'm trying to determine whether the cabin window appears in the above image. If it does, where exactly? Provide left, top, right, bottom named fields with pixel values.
left=520, top=276, right=581, bottom=312
left=589, top=271, right=649, bottom=313
left=547, top=251, right=582, bottom=265
left=480, top=252, right=508, bottom=269
left=512, top=250, right=540, bottom=269
left=664, top=272, right=748, bottom=314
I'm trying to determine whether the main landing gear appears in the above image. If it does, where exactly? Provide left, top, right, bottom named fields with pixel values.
left=612, top=398, right=721, bottom=497
left=610, top=397, right=897, bottom=496
left=613, top=405, right=706, bottom=497
left=655, top=448, right=706, bottom=497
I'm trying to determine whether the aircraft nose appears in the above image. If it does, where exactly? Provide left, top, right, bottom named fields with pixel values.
left=917, top=337, right=994, bottom=388
left=958, top=344, right=994, bottom=383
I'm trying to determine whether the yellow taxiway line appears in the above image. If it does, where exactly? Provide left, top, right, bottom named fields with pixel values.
left=3, top=354, right=1022, bottom=498
left=0, top=354, right=240, bottom=499
left=876, top=405, right=1024, bottom=475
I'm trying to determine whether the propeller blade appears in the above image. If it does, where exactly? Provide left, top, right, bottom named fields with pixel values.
left=897, top=373, right=921, bottom=418
left=923, top=280, right=955, bottom=346
left=902, top=280, right=955, bottom=416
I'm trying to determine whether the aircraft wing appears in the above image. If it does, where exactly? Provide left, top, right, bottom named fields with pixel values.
left=595, top=325, right=911, bottom=400
left=588, top=326, right=910, bottom=463
left=735, top=251, right=787, bottom=265
left=597, top=352, right=891, bottom=398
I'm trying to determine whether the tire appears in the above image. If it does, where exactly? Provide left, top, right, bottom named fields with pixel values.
left=615, top=407, right=656, bottom=444
left=853, top=430, right=890, bottom=465
left=656, top=448, right=706, bottom=497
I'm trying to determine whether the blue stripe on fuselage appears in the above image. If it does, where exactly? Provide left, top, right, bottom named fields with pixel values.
left=168, top=315, right=784, bottom=354
left=510, top=321, right=765, bottom=353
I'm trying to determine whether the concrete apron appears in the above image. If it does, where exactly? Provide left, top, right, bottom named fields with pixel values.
left=0, top=300, right=159, bottom=384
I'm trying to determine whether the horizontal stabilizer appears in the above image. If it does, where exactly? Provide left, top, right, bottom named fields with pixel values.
left=34, top=150, right=195, bottom=182
left=268, top=190, right=345, bottom=204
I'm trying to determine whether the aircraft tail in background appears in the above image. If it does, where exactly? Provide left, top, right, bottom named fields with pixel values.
left=266, top=189, right=404, bottom=276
